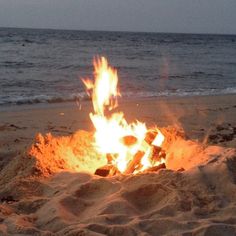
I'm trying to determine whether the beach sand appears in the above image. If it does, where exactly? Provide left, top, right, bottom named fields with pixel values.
left=0, top=94, right=236, bottom=235
left=1, top=94, right=236, bottom=156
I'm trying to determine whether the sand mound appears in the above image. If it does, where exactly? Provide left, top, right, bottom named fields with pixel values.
left=0, top=130, right=105, bottom=186
left=29, top=130, right=106, bottom=175
left=0, top=128, right=236, bottom=235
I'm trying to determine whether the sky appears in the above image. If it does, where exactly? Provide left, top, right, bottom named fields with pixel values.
left=0, top=0, right=236, bottom=34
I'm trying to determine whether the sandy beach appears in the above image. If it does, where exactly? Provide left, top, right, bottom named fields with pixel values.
left=1, top=94, right=236, bottom=156
left=1, top=0, right=236, bottom=233
left=0, top=94, right=235, bottom=235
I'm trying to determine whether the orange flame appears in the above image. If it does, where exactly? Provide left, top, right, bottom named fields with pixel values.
left=82, top=57, right=119, bottom=115
left=83, top=57, right=165, bottom=174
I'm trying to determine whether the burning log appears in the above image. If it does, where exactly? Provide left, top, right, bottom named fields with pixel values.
left=144, top=163, right=166, bottom=173
left=145, top=129, right=166, bottom=164
left=95, top=164, right=120, bottom=177
left=124, top=151, right=145, bottom=175
left=159, top=151, right=166, bottom=159
left=82, top=57, right=167, bottom=176
left=152, top=146, right=161, bottom=158
left=145, top=130, right=158, bottom=145
left=98, top=132, right=166, bottom=176
left=151, top=146, right=166, bottom=163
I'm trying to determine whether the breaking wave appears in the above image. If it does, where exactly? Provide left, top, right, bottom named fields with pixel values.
left=1, top=87, right=236, bottom=107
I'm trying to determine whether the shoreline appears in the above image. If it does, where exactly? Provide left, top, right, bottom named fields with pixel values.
left=1, top=92, right=236, bottom=112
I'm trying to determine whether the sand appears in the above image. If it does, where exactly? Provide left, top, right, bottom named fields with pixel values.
left=0, top=94, right=236, bottom=235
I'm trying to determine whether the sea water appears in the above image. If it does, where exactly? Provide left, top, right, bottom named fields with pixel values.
left=0, top=27, right=236, bottom=106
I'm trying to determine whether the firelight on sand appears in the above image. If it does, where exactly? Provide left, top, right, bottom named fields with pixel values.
left=82, top=57, right=166, bottom=175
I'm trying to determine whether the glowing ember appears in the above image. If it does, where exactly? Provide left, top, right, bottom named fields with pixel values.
left=83, top=57, right=166, bottom=175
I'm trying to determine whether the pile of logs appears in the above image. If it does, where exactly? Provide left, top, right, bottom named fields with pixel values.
left=95, top=130, right=166, bottom=177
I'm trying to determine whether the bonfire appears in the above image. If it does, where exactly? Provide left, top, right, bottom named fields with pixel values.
left=82, top=57, right=166, bottom=176
left=1, top=57, right=236, bottom=236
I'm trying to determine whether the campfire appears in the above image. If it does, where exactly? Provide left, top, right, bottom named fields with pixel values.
left=82, top=57, right=166, bottom=177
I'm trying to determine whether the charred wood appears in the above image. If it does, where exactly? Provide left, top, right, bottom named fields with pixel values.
left=95, top=165, right=120, bottom=177
left=145, top=163, right=166, bottom=173
left=145, top=130, right=158, bottom=145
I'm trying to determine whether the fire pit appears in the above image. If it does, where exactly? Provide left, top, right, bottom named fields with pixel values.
left=82, top=57, right=166, bottom=176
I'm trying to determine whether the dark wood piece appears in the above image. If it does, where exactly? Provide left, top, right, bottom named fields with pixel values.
left=95, top=165, right=120, bottom=177
left=145, top=163, right=166, bottom=173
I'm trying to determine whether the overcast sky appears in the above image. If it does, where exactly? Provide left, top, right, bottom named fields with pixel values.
left=0, top=0, right=236, bottom=34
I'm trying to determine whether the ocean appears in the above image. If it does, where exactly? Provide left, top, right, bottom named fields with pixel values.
left=0, top=27, right=236, bottom=107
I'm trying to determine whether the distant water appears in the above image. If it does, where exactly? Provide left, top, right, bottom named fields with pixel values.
left=0, top=27, right=236, bottom=107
